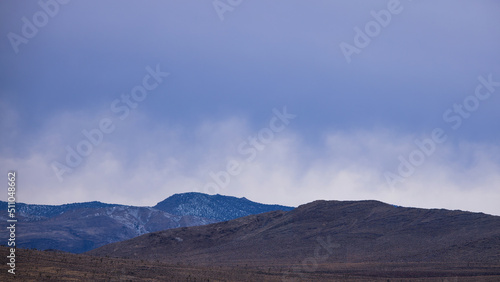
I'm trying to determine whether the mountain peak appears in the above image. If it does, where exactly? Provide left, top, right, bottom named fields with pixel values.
left=154, top=192, right=294, bottom=221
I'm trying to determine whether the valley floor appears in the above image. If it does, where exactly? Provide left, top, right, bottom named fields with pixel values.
left=1, top=247, right=499, bottom=281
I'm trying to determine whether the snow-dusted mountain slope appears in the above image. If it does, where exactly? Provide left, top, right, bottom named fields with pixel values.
left=154, top=192, right=294, bottom=221
left=0, top=193, right=294, bottom=253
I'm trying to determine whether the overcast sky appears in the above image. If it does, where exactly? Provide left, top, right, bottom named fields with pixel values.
left=1, top=0, right=499, bottom=215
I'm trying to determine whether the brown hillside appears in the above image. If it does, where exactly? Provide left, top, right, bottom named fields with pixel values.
left=88, top=200, right=500, bottom=266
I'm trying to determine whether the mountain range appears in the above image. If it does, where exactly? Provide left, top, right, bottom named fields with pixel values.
left=1, top=196, right=500, bottom=280
left=89, top=199, right=500, bottom=268
left=0, top=192, right=293, bottom=253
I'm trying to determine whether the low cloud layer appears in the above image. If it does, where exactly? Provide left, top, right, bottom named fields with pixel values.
left=1, top=106, right=499, bottom=215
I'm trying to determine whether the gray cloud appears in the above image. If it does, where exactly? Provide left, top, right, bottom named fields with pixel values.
left=1, top=0, right=499, bottom=215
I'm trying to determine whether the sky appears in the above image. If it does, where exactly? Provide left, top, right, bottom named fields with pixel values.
left=1, top=0, right=499, bottom=215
